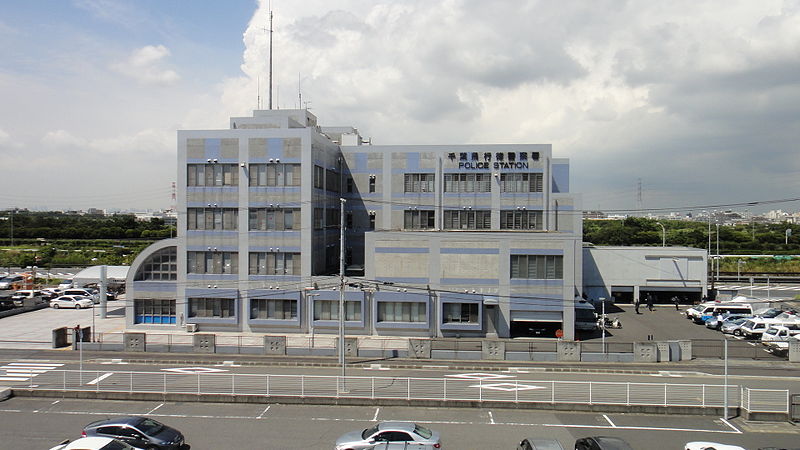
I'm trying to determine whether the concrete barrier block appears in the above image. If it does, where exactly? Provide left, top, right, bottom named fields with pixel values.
left=789, top=339, right=800, bottom=363
left=408, top=339, right=431, bottom=359
left=193, top=334, right=216, bottom=353
left=656, top=342, right=670, bottom=362
left=557, top=341, right=580, bottom=362
left=263, top=336, right=286, bottom=355
left=634, top=342, right=658, bottom=362
left=678, top=340, right=692, bottom=361
left=52, top=327, right=68, bottom=349
left=0, top=387, right=10, bottom=402
left=482, top=341, right=505, bottom=360
left=124, top=333, right=146, bottom=352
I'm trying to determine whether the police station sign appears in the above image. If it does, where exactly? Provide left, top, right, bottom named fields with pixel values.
left=449, top=151, right=539, bottom=170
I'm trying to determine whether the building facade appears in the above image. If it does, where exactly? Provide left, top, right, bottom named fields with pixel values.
left=126, top=109, right=583, bottom=339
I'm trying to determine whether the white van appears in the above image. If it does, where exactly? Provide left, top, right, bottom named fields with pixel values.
left=688, top=302, right=758, bottom=324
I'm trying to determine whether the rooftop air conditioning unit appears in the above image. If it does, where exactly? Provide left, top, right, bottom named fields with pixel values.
left=185, top=323, right=198, bottom=333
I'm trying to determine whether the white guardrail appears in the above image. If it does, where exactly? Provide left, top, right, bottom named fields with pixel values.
left=16, top=370, right=789, bottom=413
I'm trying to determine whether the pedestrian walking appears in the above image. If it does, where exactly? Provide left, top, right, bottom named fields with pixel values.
left=671, top=295, right=680, bottom=310
left=647, top=293, right=654, bottom=311
left=634, top=296, right=641, bottom=314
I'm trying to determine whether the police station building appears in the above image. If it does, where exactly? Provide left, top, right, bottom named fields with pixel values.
left=126, top=109, right=584, bottom=340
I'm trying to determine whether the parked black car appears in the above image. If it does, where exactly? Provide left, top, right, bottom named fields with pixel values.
left=575, top=436, right=633, bottom=450
left=83, top=416, right=187, bottom=450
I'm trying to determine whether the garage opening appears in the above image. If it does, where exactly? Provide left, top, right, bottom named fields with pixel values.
left=639, top=290, right=702, bottom=305
left=510, top=311, right=563, bottom=338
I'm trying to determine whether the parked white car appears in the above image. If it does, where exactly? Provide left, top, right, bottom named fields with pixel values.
left=11, top=289, right=45, bottom=307
left=58, top=279, right=74, bottom=290
left=49, top=437, right=142, bottom=450
left=50, top=295, right=94, bottom=309
left=63, top=288, right=100, bottom=304
left=740, top=312, right=800, bottom=339
left=685, top=442, right=745, bottom=450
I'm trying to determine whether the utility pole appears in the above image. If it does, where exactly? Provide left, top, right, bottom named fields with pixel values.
left=268, top=8, right=273, bottom=109
left=338, top=198, right=347, bottom=392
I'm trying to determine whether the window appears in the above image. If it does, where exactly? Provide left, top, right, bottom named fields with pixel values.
left=368, top=213, right=375, bottom=230
left=443, top=173, right=491, bottom=193
left=313, top=300, right=361, bottom=321
left=443, top=303, right=479, bottom=323
left=248, top=252, right=301, bottom=275
left=325, top=169, right=340, bottom=192
left=368, top=177, right=376, bottom=193
left=404, top=173, right=435, bottom=193
left=326, top=208, right=340, bottom=228
left=187, top=208, right=238, bottom=230
left=250, top=298, right=297, bottom=319
left=346, top=177, right=354, bottom=193
left=134, top=247, right=177, bottom=281
left=346, top=212, right=353, bottom=229
left=248, top=208, right=300, bottom=230
left=188, top=297, right=235, bottom=318
left=313, top=165, right=324, bottom=189
left=134, top=299, right=176, bottom=324
left=378, top=302, right=426, bottom=322
left=500, top=210, right=543, bottom=230
left=313, top=208, right=323, bottom=229
left=443, top=210, right=491, bottom=229
left=248, top=163, right=301, bottom=186
left=510, top=255, right=563, bottom=279
left=404, top=210, right=436, bottom=230
left=499, top=173, right=543, bottom=192
left=187, top=251, right=238, bottom=274
left=187, top=164, right=239, bottom=186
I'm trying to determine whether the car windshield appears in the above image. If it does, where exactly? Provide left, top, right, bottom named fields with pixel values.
left=102, top=441, right=135, bottom=450
left=362, top=425, right=380, bottom=440
left=136, top=418, right=164, bottom=435
left=729, top=318, right=747, bottom=325
left=413, top=424, right=433, bottom=439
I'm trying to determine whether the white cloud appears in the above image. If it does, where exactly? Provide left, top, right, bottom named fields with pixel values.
left=112, top=45, right=180, bottom=86
left=41, top=129, right=87, bottom=148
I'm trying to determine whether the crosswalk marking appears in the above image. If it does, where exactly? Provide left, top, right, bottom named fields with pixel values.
left=0, top=361, right=63, bottom=384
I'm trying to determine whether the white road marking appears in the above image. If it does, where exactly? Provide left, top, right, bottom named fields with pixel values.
left=720, top=418, right=742, bottom=434
left=470, top=382, right=546, bottom=391
left=603, top=414, right=616, bottom=428
left=51, top=400, right=60, bottom=405
left=257, top=405, right=271, bottom=419
left=372, top=407, right=380, bottom=421
left=446, top=373, right=514, bottom=380
left=6, top=363, right=63, bottom=367
left=146, top=403, right=164, bottom=415
left=4, top=369, right=51, bottom=374
left=161, top=367, right=227, bottom=374
left=0, top=377, right=30, bottom=382
left=488, top=411, right=495, bottom=424
left=86, top=373, right=113, bottom=385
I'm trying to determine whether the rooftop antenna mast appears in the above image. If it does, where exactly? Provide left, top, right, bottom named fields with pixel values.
left=268, top=5, right=273, bottom=109
left=298, top=72, right=302, bottom=109
left=257, top=76, right=261, bottom=109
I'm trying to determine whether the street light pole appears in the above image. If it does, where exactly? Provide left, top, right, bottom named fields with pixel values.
left=338, top=198, right=347, bottom=392
left=716, top=223, right=720, bottom=282
left=656, top=222, right=665, bottom=247
left=723, top=338, right=729, bottom=420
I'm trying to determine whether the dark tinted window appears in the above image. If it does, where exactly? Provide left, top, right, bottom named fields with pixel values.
left=96, top=426, right=122, bottom=436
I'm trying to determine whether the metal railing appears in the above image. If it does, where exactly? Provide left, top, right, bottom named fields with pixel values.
left=17, top=369, right=788, bottom=413
left=741, top=387, right=790, bottom=413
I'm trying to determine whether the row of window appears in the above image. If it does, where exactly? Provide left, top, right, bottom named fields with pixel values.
left=404, top=173, right=543, bottom=193
left=186, top=165, right=542, bottom=193
left=186, top=208, right=300, bottom=231
left=510, top=255, right=564, bottom=279
left=402, top=210, right=543, bottom=230
left=186, top=251, right=301, bottom=275
left=139, top=298, right=473, bottom=323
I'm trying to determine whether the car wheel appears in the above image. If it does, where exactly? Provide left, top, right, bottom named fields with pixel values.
left=733, top=329, right=742, bottom=336
left=52, top=303, right=59, bottom=309
left=75, top=304, right=82, bottom=309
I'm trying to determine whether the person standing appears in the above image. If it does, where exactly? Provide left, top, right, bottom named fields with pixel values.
left=634, top=296, right=641, bottom=314
left=671, top=295, right=680, bottom=310
left=647, top=293, right=654, bottom=311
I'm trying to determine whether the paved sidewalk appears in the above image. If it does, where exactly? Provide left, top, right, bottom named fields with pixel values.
left=0, top=304, right=126, bottom=349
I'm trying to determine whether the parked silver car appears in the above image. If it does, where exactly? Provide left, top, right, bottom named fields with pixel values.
left=335, top=422, right=441, bottom=450
left=720, top=317, right=749, bottom=336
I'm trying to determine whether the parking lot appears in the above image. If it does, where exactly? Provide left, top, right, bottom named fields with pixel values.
left=0, top=396, right=797, bottom=450
left=0, top=301, right=126, bottom=348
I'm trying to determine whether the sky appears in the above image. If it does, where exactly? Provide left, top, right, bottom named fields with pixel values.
left=0, top=0, right=798, bottom=214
